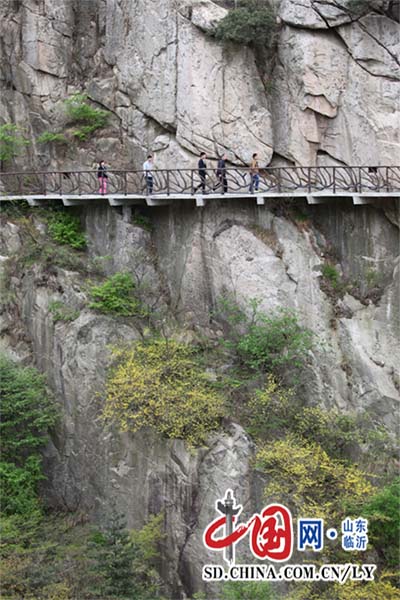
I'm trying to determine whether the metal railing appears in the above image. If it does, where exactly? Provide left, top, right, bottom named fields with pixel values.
left=0, top=166, right=399, bottom=197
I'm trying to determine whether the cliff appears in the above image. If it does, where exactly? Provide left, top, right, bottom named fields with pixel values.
left=0, top=0, right=399, bottom=598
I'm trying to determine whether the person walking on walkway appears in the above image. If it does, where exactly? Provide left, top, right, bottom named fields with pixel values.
left=249, top=153, right=260, bottom=193
left=143, top=154, right=154, bottom=195
left=216, top=154, right=228, bottom=193
left=195, top=152, right=207, bottom=193
left=97, top=160, right=108, bottom=194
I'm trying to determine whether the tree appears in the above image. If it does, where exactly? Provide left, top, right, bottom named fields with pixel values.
left=0, top=355, right=58, bottom=517
left=90, top=512, right=164, bottom=599
left=104, top=340, right=225, bottom=446
left=215, top=1, right=277, bottom=48
left=0, top=124, right=30, bottom=166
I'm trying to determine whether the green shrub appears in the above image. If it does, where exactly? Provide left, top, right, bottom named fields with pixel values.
left=47, top=211, right=86, bottom=249
left=221, top=580, right=275, bottom=600
left=0, top=123, right=30, bottom=163
left=64, top=93, right=109, bottom=140
left=215, top=1, right=277, bottom=47
left=244, top=375, right=394, bottom=467
left=88, top=272, right=144, bottom=317
left=322, top=263, right=340, bottom=288
left=49, top=300, right=79, bottom=323
left=104, top=339, right=225, bottom=445
left=287, top=579, right=400, bottom=600
left=359, top=478, right=400, bottom=568
left=0, top=355, right=57, bottom=464
left=0, top=456, right=43, bottom=516
left=218, top=297, right=313, bottom=376
left=1, top=511, right=164, bottom=600
left=0, top=355, right=57, bottom=518
left=37, top=132, right=67, bottom=144
left=132, top=212, right=153, bottom=231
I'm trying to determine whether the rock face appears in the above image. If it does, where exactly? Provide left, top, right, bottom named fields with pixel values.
left=1, top=0, right=398, bottom=169
left=0, top=0, right=399, bottom=597
left=151, top=200, right=399, bottom=430
left=1, top=199, right=399, bottom=596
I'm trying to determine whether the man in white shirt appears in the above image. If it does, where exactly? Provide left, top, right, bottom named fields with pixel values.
left=143, top=154, right=154, bottom=195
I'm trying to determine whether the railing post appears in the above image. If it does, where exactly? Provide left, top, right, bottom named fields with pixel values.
left=59, top=172, right=63, bottom=196
left=277, top=168, right=281, bottom=193
left=43, top=173, right=46, bottom=196
left=386, top=166, right=390, bottom=192
left=167, top=170, right=170, bottom=196
left=308, top=167, right=311, bottom=193
left=333, top=167, right=336, bottom=193
left=124, top=171, right=127, bottom=195
left=358, top=167, right=362, bottom=193
left=78, top=171, right=81, bottom=195
left=191, top=170, right=194, bottom=194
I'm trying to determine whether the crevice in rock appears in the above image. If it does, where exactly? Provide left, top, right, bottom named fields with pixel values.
left=176, top=439, right=221, bottom=598
left=213, top=218, right=243, bottom=240
left=356, top=18, right=400, bottom=67
left=310, top=1, right=400, bottom=80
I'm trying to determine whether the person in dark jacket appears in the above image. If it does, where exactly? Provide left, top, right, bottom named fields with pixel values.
left=195, top=152, right=207, bottom=193
left=97, top=160, right=108, bottom=194
left=216, top=153, right=228, bottom=193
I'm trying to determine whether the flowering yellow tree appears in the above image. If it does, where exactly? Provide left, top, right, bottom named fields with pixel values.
left=104, top=340, right=225, bottom=446
left=255, top=434, right=374, bottom=520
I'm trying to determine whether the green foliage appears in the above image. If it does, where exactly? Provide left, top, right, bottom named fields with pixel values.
left=215, top=1, right=277, bottom=48
left=132, top=212, right=153, bottom=231
left=88, top=272, right=144, bottom=317
left=37, top=132, right=68, bottom=144
left=218, top=297, right=313, bottom=377
left=287, top=578, right=400, bottom=600
left=221, top=580, right=275, bottom=600
left=48, top=300, right=79, bottom=323
left=247, top=378, right=358, bottom=454
left=0, top=355, right=57, bottom=520
left=255, top=434, right=374, bottom=519
left=0, top=123, right=30, bottom=163
left=291, top=207, right=309, bottom=223
left=64, top=93, right=110, bottom=141
left=24, top=240, right=88, bottom=271
left=1, top=511, right=165, bottom=600
left=47, top=211, right=86, bottom=249
left=365, top=267, right=382, bottom=288
left=89, top=512, right=163, bottom=599
left=0, top=456, right=43, bottom=516
left=0, top=355, right=57, bottom=464
left=322, top=263, right=341, bottom=288
left=359, top=478, right=400, bottom=567
left=104, top=339, right=225, bottom=445
left=2, top=213, right=104, bottom=306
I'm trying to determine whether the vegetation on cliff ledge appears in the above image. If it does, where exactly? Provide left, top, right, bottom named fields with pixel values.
left=215, top=1, right=277, bottom=48
left=104, top=339, right=225, bottom=446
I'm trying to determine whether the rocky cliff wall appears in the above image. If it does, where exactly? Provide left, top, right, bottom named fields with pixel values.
left=1, top=0, right=399, bottom=597
left=1, top=0, right=399, bottom=170
left=1, top=198, right=398, bottom=595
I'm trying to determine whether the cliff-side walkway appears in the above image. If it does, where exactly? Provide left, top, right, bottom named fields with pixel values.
left=1, top=166, right=399, bottom=208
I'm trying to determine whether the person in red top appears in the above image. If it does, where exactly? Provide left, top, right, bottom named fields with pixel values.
left=97, top=160, right=108, bottom=194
